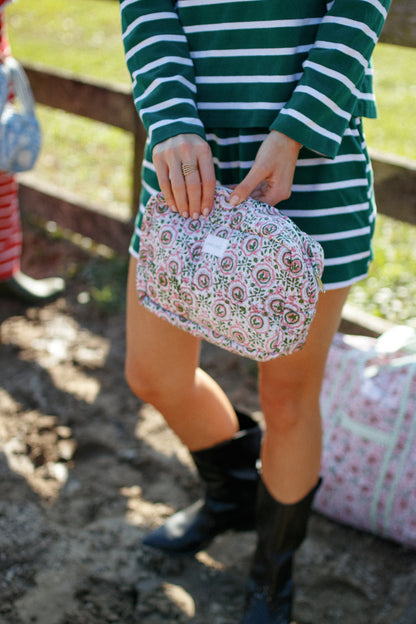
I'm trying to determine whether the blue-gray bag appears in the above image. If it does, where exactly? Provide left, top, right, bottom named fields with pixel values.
left=0, top=60, right=8, bottom=113
left=0, top=57, right=41, bottom=173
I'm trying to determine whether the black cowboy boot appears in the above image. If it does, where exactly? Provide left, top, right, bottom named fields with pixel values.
left=242, top=478, right=321, bottom=624
left=0, top=271, right=65, bottom=304
left=142, top=411, right=262, bottom=555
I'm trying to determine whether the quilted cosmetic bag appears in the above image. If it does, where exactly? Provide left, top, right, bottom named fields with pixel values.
left=316, top=327, right=416, bottom=548
left=0, top=57, right=41, bottom=173
left=136, top=185, right=325, bottom=361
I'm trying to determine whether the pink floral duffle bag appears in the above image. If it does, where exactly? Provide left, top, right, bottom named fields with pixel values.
left=136, top=185, right=325, bottom=361
left=316, top=327, right=416, bottom=548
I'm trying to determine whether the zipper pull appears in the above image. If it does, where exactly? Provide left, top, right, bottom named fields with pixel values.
left=313, top=266, right=326, bottom=294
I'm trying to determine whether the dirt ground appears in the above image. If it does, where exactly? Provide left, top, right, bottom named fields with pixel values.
left=1, top=222, right=416, bottom=624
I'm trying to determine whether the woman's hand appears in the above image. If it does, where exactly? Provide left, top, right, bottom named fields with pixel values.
left=229, top=130, right=301, bottom=207
left=152, top=133, right=216, bottom=219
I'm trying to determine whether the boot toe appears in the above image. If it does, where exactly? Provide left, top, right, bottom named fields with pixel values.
left=242, top=588, right=293, bottom=624
left=142, top=497, right=247, bottom=555
left=0, top=272, right=65, bottom=304
left=142, top=500, right=211, bottom=556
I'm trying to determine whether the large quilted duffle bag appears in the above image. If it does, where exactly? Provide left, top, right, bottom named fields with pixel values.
left=316, top=327, right=416, bottom=548
left=135, top=185, right=325, bottom=361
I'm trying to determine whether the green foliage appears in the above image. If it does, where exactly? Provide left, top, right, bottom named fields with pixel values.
left=79, top=256, right=129, bottom=315
left=6, top=1, right=416, bottom=325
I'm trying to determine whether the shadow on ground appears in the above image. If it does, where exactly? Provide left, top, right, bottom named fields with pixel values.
left=1, top=221, right=415, bottom=624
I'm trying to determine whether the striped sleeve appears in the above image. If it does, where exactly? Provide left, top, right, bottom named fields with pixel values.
left=119, top=0, right=205, bottom=151
left=271, top=0, right=392, bottom=159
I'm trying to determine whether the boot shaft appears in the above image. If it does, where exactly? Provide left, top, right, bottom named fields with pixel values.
left=254, top=479, right=322, bottom=555
left=191, top=410, right=262, bottom=503
left=142, top=411, right=262, bottom=555
left=242, top=479, right=322, bottom=624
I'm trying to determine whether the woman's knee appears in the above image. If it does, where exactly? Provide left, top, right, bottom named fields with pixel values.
left=258, top=369, right=321, bottom=433
left=125, top=352, right=159, bottom=404
left=125, top=347, right=197, bottom=409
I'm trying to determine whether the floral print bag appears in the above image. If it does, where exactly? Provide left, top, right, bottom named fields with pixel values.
left=136, top=185, right=325, bottom=361
left=316, top=327, right=416, bottom=548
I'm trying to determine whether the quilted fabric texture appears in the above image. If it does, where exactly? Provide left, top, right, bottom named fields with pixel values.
left=0, top=57, right=41, bottom=173
left=0, top=107, right=41, bottom=172
left=316, top=328, right=416, bottom=548
left=136, top=185, right=324, bottom=361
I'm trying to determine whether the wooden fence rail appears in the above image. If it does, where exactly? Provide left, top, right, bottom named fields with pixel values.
left=16, top=0, right=416, bottom=334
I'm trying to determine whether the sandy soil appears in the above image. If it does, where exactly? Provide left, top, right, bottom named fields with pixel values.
left=1, top=222, right=416, bottom=624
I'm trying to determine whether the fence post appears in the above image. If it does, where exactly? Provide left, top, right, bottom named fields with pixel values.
left=131, top=132, right=143, bottom=216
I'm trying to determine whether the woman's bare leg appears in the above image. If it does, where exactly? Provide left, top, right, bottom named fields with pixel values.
left=125, top=256, right=239, bottom=451
left=258, top=286, right=350, bottom=503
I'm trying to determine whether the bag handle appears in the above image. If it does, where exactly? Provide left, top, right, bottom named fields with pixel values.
left=3, top=56, right=36, bottom=115
left=0, top=62, right=9, bottom=115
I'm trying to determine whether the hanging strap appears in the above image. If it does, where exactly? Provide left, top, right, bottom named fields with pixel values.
left=0, top=62, right=8, bottom=114
left=3, top=56, right=36, bottom=115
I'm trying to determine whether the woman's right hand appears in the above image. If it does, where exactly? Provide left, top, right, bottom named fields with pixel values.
left=152, top=133, right=216, bottom=220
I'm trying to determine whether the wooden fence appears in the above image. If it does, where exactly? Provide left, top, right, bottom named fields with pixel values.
left=17, top=0, right=416, bottom=335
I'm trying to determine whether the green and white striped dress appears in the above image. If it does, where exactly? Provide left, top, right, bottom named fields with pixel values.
left=120, top=0, right=391, bottom=289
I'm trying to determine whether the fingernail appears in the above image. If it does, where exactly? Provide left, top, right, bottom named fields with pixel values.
left=192, top=212, right=199, bottom=220
left=202, top=208, right=210, bottom=217
left=229, top=194, right=240, bottom=206
left=182, top=211, right=189, bottom=219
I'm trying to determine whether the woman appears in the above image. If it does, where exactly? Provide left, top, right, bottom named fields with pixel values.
left=0, top=0, right=64, bottom=304
left=119, top=1, right=391, bottom=622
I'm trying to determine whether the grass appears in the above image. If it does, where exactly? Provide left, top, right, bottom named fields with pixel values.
left=8, top=0, right=132, bottom=218
left=5, top=1, right=416, bottom=325
left=364, top=44, right=416, bottom=159
left=7, top=0, right=129, bottom=81
left=348, top=45, right=416, bottom=327
left=350, top=219, right=416, bottom=327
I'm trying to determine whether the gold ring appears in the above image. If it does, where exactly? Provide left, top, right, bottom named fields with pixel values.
left=181, top=162, right=198, bottom=177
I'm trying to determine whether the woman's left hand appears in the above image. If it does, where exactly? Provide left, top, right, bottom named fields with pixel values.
left=229, top=130, right=301, bottom=207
